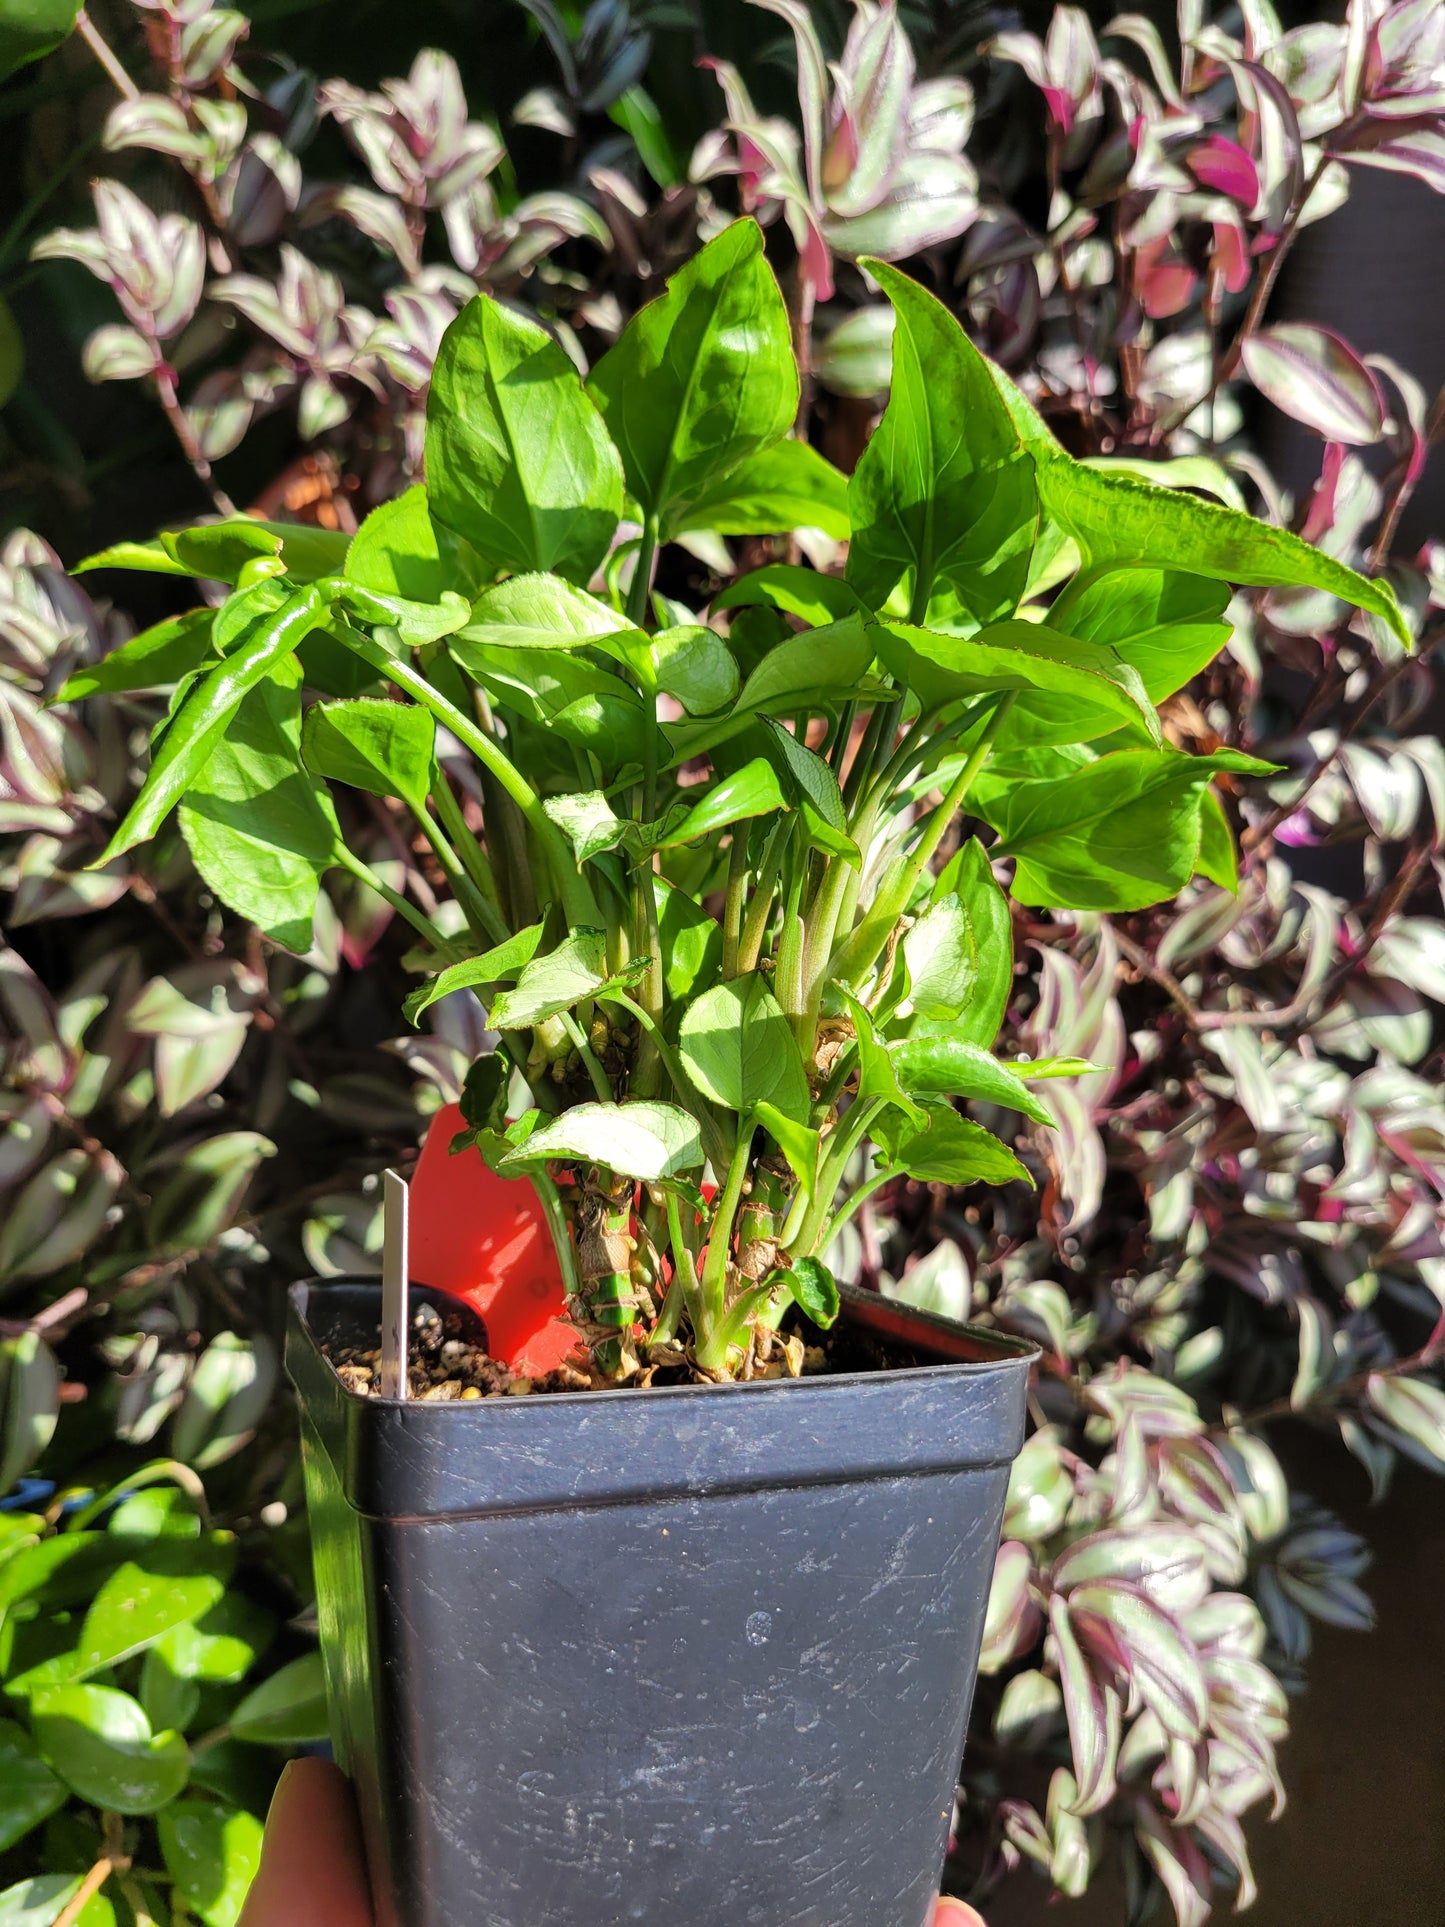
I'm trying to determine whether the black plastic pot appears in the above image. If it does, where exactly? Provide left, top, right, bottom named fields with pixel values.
left=287, top=1277, right=1035, bottom=1927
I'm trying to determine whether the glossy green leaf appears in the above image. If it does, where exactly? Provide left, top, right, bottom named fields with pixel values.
left=178, top=660, right=340, bottom=953
left=840, top=990, right=927, bottom=1127
left=99, top=584, right=327, bottom=862
left=159, top=1800, right=264, bottom=1927
left=1052, top=570, right=1233, bottom=703
left=106, top=1484, right=201, bottom=1544
left=75, top=539, right=192, bottom=579
left=550, top=690, right=650, bottom=771
left=890, top=1037, right=1054, bottom=1123
left=874, top=617, right=1159, bottom=743
left=875, top=1104, right=1032, bottom=1186
left=783, top=1255, right=839, bottom=1329
left=647, top=626, right=738, bottom=715
left=543, top=790, right=640, bottom=865
left=712, top=564, right=862, bottom=631
left=157, top=1595, right=277, bottom=1688
left=734, top=614, right=875, bottom=715
left=301, top=697, right=436, bottom=814
left=57, top=609, right=217, bottom=701
left=676, top=438, right=850, bottom=540
left=457, top=1055, right=509, bottom=1139
left=212, top=575, right=288, bottom=651
left=138, top=1648, right=201, bottom=1736
left=752, top=1101, right=820, bottom=1189
left=985, top=747, right=1276, bottom=912
left=0, top=1720, right=65, bottom=1854
left=757, top=717, right=847, bottom=832
left=160, top=522, right=282, bottom=584
left=67, top=1539, right=233, bottom=1678
left=587, top=219, right=796, bottom=539
left=1014, top=1056, right=1101, bottom=1080
left=334, top=583, right=470, bottom=648
left=922, top=839, right=1014, bottom=1046
left=0, top=1533, right=117, bottom=1616
left=488, top=929, right=648, bottom=1030
left=654, top=757, right=788, bottom=848
left=426, top=295, right=623, bottom=584
left=0, top=1876, right=112, bottom=1927
left=450, top=640, right=644, bottom=761
left=655, top=878, right=723, bottom=1001
left=848, top=259, right=1037, bottom=629
left=0, top=0, right=79, bottom=84
left=344, top=485, right=487, bottom=601
left=243, top=522, right=352, bottom=582
left=499, top=1100, right=703, bottom=1180
left=1196, top=788, right=1239, bottom=891
left=678, top=974, right=811, bottom=1123
left=228, top=1651, right=328, bottom=1745
left=404, top=922, right=545, bottom=1023
left=988, top=359, right=1410, bottom=646
left=32, top=1683, right=190, bottom=1814
left=461, top=574, right=635, bottom=652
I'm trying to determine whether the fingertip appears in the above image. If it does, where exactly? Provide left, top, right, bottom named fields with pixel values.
left=933, top=1902, right=987, bottom=1927
left=241, top=1755, right=374, bottom=1927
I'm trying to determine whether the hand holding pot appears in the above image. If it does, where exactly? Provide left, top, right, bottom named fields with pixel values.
left=239, top=1759, right=987, bottom=1927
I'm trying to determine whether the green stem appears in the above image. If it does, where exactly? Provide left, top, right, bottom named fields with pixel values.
left=333, top=845, right=461, bottom=958
left=1044, top=564, right=1110, bottom=634
left=907, top=551, right=935, bottom=628
left=695, top=1126, right=755, bottom=1367
left=777, top=897, right=806, bottom=1033
left=841, top=698, right=894, bottom=811
left=702, top=1282, right=779, bottom=1363
left=662, top=1189, right=707, bottom=1341
left=627, top=515, right=659, bottom=629
left=722, top=832, right=749, bottom=979
left=430, top=775, right=508, bottom=940
left=336, top=619, right=600, bottom=929
left=736, top=818, right=789, bottom=975
left=862, top=703, right=954, bottom=821
left=789, top=1097, right=882, bottom=1256
left=413, top=799, right=504, bottom=942
left=815, top=1039, right=859, bottom=1118
left=557, top=1010, right=613, bottom=1104
left=630, top=861, right=665, bottom=1097
left=797, top=850, right=859, bottom=1059
left=818, top=1166, right=897, bottom=1250
left=830, top=693, right=1016, bottom=991
left=529, top=1168, right=582, bottom=1303
left=647, top=1245, right=688, bottom=1348
left=824, top=698, right=857, bottom=774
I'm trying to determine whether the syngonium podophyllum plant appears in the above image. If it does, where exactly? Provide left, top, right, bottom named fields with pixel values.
left=65, top=217, right=1408, bottom=1385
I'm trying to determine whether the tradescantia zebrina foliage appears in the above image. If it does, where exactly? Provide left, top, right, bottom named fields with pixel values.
left=70, top=217, right=1407, bottom=1383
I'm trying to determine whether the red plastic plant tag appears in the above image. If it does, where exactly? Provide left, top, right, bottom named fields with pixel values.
left=407, top=1103, right=578, bottom=1376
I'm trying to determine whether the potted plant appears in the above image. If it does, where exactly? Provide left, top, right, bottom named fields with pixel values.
left=67, top=219, right=1405, bottom=1926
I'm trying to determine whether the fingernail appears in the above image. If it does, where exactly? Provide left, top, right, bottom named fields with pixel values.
left=265, top=1758, right=296, bottom=1822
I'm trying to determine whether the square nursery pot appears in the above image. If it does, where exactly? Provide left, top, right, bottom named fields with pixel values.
left=287, top=1276, right=1036, bottom=1927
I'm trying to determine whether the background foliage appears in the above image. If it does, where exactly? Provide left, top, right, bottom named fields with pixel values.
left=1, top=2, right=1442, bottom=1923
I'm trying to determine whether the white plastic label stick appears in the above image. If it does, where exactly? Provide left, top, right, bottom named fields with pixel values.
left=380, top=1168, right=409, bottom=1400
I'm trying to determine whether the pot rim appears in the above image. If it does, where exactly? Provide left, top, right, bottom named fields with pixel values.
left=289, top=1274, right=1039, bottom=1409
